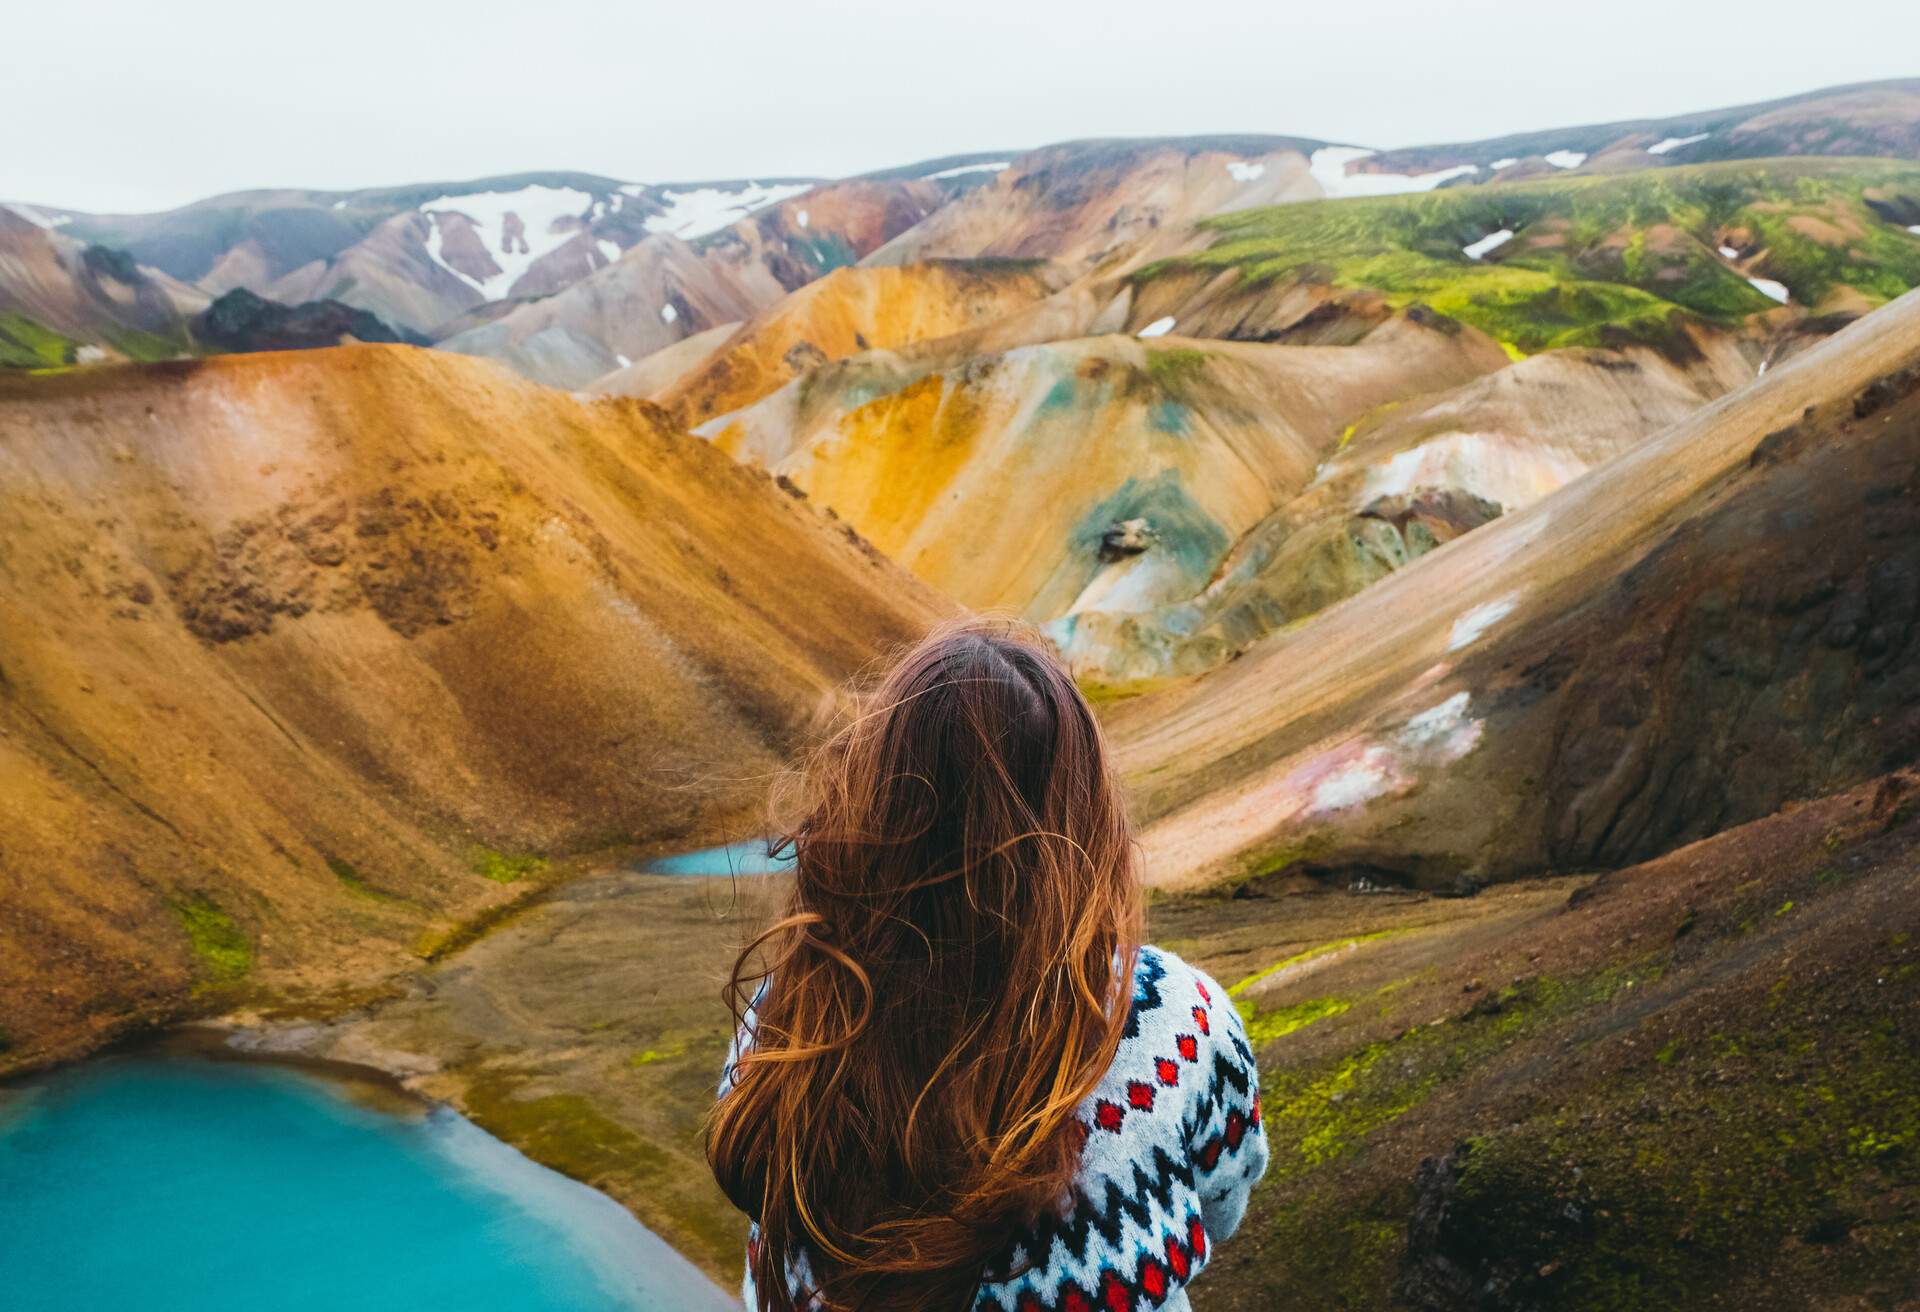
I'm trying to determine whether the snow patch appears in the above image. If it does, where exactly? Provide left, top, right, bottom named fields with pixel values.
left=331, top=200, right=348, bottom=210
left=1356, top=431, right=1592, bottom=511
left=1718, top=244, right=1741, bottom=259
left=74, top=345, right=108, bottom=364
left=1490, top=157, right=1519, bottom=170
left=597, top=239, right=621, bottom=265
left=1448, top=598, right=1517, bottom=651
left=1647, top=132, right=1709, bottom=155
left=1463, top=228, right=1514, bottom=260
left=795, top=209, right=810, bottom=229
left=1400, top=692, right=1485, bottom=761
left=1226, top=161, right=1267, bottom=183
left=1544, top=150, right=1587, bottom=170
left=4, top=202, right=71, bottom=228
left=660, top=303, right=678, bottom=324
left=634, top=181, right=811, bottom=241
left=1909, top=225, right=1920, bottom=235
left=1136, top=316, right=1176, bottom=339
left=1309, top=753, right=1398, bottom=813
left=1748, top=277, right=1790, bottom=304
left=616, top=354, right=632, bottom=368
left=922, top=161, right=1010, bottom=181
left=417, top=185, right=595, bottom=299
left=1310, top=146, right=1478, bottom=198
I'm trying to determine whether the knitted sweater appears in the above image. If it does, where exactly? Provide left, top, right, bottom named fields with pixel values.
left=718, top=946, right=1269, bottom=1311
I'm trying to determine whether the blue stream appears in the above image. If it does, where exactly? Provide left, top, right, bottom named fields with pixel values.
left=0, top=1055, right=732, bottom=1312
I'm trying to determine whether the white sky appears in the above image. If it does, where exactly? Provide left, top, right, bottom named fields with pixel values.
left=9, top=0, right=1919, bottom=214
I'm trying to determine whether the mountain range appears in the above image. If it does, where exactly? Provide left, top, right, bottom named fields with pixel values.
left=5, top=74, right=1920, bottom=1311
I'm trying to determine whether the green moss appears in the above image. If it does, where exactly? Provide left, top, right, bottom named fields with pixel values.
left=1243, top=995, right=1352, bottom=1045
left=0, top=313, right=80, bottom=369
left=1229, top=930, right=1401, bottom=1000
left=1261, top=965, right=1655, bottom=1179
left=170, top=894, right=253, bottom=981
left=628, top=1040, right=689, bottom=1068
left=101, top=324, right=186, bottom=363
left=1134, top=160, right=1920, bottom=352
left=1143, top=347, right=1209, bottom=392
left=468, top=848, right=548, bottom=883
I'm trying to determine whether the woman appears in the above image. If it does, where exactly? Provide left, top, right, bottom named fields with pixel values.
left=708, top=621, right=1267, bottom=1311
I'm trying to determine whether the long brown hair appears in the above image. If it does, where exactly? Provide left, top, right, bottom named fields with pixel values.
left=706, top=619, right=1144, bottom=1310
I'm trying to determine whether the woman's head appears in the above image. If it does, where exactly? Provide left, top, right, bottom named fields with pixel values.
left=707, top=619, right=1144, bottom=1311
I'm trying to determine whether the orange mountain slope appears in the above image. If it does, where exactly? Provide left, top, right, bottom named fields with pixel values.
left=0, top=345, right=946, bottom=1066
left=618, top=259, right=1059, bottom=426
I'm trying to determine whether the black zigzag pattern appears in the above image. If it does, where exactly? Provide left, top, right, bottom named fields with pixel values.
left=1122, top=949, right=1166, bottom=1041
left=1182, top=1047, right=1256, bottom=1151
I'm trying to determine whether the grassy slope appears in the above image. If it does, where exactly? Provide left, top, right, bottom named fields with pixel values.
left=1137, top=159, right=1920, bottom=354
left=0, top=312, right=81, bottom=368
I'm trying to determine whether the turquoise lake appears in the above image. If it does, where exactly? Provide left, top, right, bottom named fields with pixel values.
left=639, top=839, right=794, bottom=876
left=0, top=1054, right=732, bottom=1312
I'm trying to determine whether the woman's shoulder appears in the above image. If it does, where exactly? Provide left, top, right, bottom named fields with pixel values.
left=1132, top=945, right=1231, bottom=1013
left=1122, top=945, right=1248, bottom=1060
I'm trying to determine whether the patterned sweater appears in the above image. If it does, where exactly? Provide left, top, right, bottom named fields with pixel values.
left=719, top=946, right=1269, bottom=1311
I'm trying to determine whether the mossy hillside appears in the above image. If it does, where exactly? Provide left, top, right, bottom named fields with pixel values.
left=0, top=313, right=81, bottom=369
left=1430, top=997, right=1920, bottom=1311
left=1258, top=964, right=1658, bottom=1183
left=1217, top=797, right=1920, bottom=1311
left=1228, top=931, right=1407, bottom=1046
left=1136, top=160, right=1920, bottom=352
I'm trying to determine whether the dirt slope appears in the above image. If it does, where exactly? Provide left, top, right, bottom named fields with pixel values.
left=0, top=345, right=946, bottom=1068
left=1108, top=287, right=1920, bottom=890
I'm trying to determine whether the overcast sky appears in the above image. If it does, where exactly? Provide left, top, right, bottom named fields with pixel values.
left=11, top=0, right=1920, bottom=213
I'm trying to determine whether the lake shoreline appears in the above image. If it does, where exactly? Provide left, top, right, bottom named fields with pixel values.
left=2, top=1047, right=735, bottom=1311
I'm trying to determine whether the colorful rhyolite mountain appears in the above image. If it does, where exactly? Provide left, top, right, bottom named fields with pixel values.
left=5, top=74, right=1920, bottom=1312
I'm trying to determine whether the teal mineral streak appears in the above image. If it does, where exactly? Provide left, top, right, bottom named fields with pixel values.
left=0, top=1057, right=731, bottom=1312
left=1071, top=470, right=1231, bottom=587
left=1149, top=399, right=1190, bottom=435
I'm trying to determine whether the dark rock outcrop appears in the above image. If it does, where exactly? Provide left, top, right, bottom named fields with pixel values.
left=193, top=288, right=427, bottom=354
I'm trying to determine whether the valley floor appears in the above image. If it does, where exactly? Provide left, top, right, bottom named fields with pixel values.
left=223, top=771, right=1920, bottom=1310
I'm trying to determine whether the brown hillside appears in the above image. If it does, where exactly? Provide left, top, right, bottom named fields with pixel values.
left=0, top=345, right=947, bottom=1068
